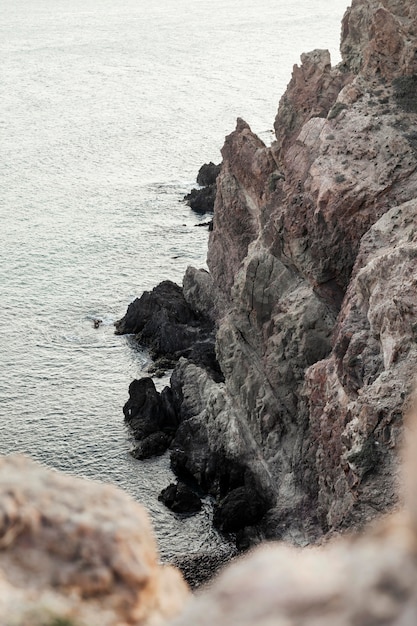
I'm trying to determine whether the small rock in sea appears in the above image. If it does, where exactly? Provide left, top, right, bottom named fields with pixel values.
left=159, top=481, right=202, bottom=515
left=93, top=318, right=102, bottom=328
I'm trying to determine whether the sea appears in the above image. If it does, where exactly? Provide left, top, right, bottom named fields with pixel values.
left=1, top=0, right=349, bottom=560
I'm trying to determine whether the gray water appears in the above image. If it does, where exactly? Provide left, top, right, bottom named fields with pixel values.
left=1, top=0, right=348, bottom=558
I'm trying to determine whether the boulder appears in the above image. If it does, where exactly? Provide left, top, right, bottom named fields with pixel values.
left=0, top=455, right=188, bottom=626
left=184, top=162, right=221, bottom=214
left=115, top=280, right=215, bottom=363
left=158, top=481, right=202, bottom=515
left=124, top=377, right=178, bottom=456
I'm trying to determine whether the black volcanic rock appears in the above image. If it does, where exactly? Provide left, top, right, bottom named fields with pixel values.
left=158, top=480, right=202, bottom=515
left=184, top=162, right=221, bottom=214
left=115, top=280, right=215, bottom=361
left=196, top=162, right=221, bottom=187
left=124, top=377, right=178, bottom=456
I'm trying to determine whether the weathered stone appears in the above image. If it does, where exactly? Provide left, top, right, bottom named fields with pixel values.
left=0, top=455, right=188, bottom=626
left=305, top=199, right=417, bottom=531
left=184, top=162, right=221, bottom=214
left=115, top=280, right=214, bottom=361
left=167, top=408, right=417, bottom=626
left=121, top=0, right=417, bottom=551
left=184, top=0, right=417, bottom=546
left=196, top=162, right=221, bottom=187
left=340, top=0, right=417, bottom=80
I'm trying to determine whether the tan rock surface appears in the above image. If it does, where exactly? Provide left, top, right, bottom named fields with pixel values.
left=0, top=455, right=189, bottom=626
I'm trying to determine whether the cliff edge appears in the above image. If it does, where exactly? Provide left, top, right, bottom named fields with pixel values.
left=121, top=0, right=417, bottom=549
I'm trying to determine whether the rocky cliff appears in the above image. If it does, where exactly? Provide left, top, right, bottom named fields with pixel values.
left=120, top=0, right=417, bottom=548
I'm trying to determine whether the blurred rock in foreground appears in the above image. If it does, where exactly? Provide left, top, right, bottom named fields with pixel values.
left=0, top=455, right=188, bottom=626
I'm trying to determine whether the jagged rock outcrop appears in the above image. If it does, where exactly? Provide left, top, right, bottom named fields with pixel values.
left=170, top=407, right=417, bottom=625
left=115, top=280, right=215, bottom=366
left=0, top=455, right=188, bottom=626
left=124, top=377, right=178, bottom=459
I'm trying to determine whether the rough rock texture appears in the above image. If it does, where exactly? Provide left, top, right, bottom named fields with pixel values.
left=184, top=162, right=221, bottom=214
left=117, top=0, right=417, bottom=552
left=171, top=515, right=417, bottom=626
left=170, top=410, right=417, bottom=625
left=164, top=0, right=417, bottom=546
left=0, top=455, right=188, bottom=626
left=124, top=377, right=178, bottom=458
left=115, top=280, right=215, bottom=367
left=158, top=481, right=202, bottom=515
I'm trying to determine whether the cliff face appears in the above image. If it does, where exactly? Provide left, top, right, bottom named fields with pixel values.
left=173, top=0, right=417, bottom=544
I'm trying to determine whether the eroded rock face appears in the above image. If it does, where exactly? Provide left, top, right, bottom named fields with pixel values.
left=306, top=199, right=417, bottom=531
left=170, top=411, right=417, bottom=625
left=0, top=455, right=188, bottom=626
left=340, top=0, right=417, bottom=80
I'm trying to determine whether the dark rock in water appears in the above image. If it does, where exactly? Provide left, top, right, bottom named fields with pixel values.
left=196, top=162, right=221, bottom=187
left=114, top=280, right=215, bottom=361
left=123, top=378, right=178, bottom=455
left=184, top=185, right=216, bottom=214
left=131, top=432, right=172, bottom=460
left=158, top=480, right=202, bottom=515
left=194, top=220, right=213, bottom=229
left=184, top=162, right=221, bottom=214
left=115, top=280, right=194, bottom=336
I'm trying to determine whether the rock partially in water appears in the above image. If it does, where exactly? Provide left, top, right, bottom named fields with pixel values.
left=196, top=162, right=221, bottom=187
left=115, top=279, right=215, bottom=362
left=124, top=377, right=178, bottom=457
left=158, top=480, right=202, bottom=515
left=184, top=162, right=221, bottom=214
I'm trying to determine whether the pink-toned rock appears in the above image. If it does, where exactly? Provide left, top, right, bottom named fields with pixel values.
left=341, top=0, right=417, bottom=80
left=0, top=455, right=189, bottom=626
left=274, top=48, right=350, bottom=156
left=207, top=118, right=276, bottom=297
left=306, top=199, right=417, bottom=530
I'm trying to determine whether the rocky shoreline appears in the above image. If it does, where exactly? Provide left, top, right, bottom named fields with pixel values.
left=118, top=0, right=417, bottom=564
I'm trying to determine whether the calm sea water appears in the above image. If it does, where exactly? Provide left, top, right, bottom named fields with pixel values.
left=1, top=0, right=348, bottom=558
